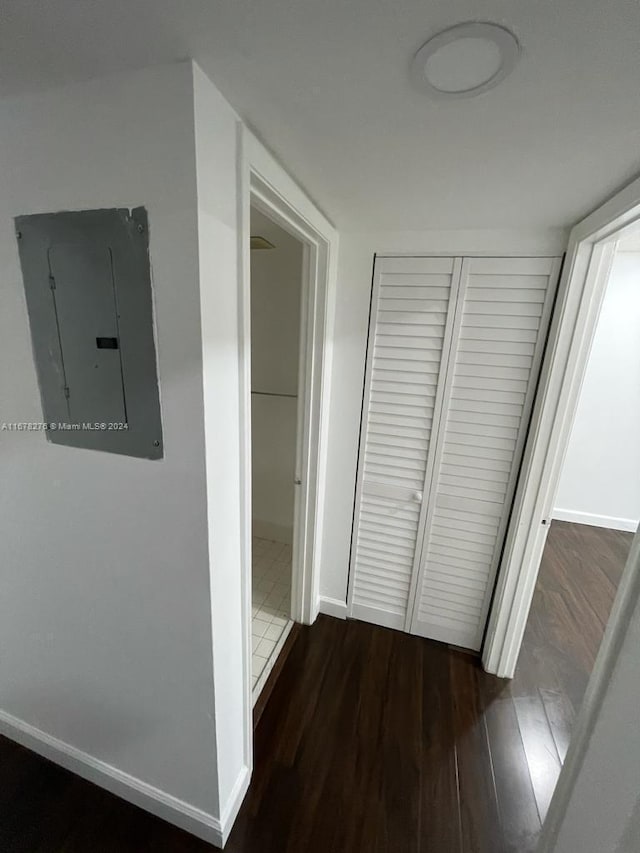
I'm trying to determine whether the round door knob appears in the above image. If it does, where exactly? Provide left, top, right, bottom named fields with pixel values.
left=412, top=491, right=423, bottom=502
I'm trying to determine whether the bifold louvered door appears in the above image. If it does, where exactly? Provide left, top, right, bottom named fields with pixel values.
left=349, top=255, right=561, bottom=649
left=408, top=257, right=560, bottom=649
left=347, top=256, right=462, bottom=629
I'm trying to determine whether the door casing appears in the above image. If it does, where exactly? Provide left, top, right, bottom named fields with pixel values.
left=483, top=173, right=640, bottom=679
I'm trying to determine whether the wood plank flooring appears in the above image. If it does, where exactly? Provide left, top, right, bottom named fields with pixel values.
left=0, top=521, right=631, bottom=851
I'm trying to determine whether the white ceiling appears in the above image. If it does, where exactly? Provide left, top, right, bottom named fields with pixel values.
left=2, top=1, right=640, bottom=230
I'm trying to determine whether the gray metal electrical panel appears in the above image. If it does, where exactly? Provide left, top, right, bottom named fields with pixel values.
left=15, top=207, right=163, bottom=459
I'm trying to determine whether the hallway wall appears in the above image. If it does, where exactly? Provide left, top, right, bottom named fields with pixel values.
left=0, top=62, right=220, bottom=821
left=554, top=250, right=640, bottom=532
left=0, top=59, right=282, bottom=845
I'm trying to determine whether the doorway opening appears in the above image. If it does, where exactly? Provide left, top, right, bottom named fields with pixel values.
left=499, top=228, right=640, bottom=823
left=249, top=206, right=305, bottom=701
left=237, top=149, right=337, bottom=778
left=552, top=234, right=640, bottom=536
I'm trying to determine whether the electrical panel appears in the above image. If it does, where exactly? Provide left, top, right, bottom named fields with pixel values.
left=15, top=207, right=163, bottom=459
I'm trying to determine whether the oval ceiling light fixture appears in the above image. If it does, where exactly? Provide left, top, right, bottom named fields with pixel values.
left=411, top=22, right=520, bottom=99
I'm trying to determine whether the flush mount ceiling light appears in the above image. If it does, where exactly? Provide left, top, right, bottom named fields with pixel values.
left=250, top=235, right=276, bottom=250
left=411, top=22, right=520, bottom=99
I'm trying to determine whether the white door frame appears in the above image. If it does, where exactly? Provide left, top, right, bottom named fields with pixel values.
left=237, top=126, right=338, bottom=768
left=247, top=183, right=316, bottom=626
left=483, top=172, right=640, bottom=678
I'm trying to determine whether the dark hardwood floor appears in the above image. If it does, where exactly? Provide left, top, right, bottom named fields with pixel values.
left=0, top=521, right=632, bottom=852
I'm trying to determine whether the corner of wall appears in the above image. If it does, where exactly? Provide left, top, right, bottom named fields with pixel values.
left=192, top=58, right=249, bottom=827
left=0, top=708, right=225, bottom=847
left=218, top=764, right=252, bottom=846
left=0, top=57, right=223, bottom=835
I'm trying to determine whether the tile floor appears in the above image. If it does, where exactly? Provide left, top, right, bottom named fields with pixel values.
left=252, top=537, right=293, bottom=700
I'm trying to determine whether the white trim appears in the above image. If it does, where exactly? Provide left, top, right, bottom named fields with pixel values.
left=483, top=172, right=640, bottom=678
left=219, top=763, right=252, bottom=846
left=244, top=182, right=315, bottom=623
left=0, top=708, right=250, bottom=848
left=242, top=133, right=338, bottom=627
left=318, top=595, right=348, bottom=619
left=289, top=234, right=315, bottom=624
left=237, top=128, right=338, bottom=836
left=236, top=119, right=254, bottom=789
left=552, top=509, right=639, bottom=533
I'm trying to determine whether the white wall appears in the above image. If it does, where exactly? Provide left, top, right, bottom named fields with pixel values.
left=250, top=209, right=302, bottom=543
left=0, top=61, right=247, bottom=845
left=192, top=63, right=249, bottom=838
left=553, top=251, right=640, bottom=531
left=318, top=229, right=568, bottom=613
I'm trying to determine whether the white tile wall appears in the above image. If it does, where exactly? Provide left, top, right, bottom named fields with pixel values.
left=252, top=537, right=292, bottom=701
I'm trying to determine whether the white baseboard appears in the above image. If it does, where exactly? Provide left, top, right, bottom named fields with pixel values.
left=252, top=519, right=293, bottom=545
left=219, top=763, right=251, bottom=846
left=552, top=509, right=639, bottom=533
left=318, top=595, right=348, bottom=619
left=0, top=708, right=249, bottom=848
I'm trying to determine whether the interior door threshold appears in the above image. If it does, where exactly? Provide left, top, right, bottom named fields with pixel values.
left=253, top=621, right=301, bottom=728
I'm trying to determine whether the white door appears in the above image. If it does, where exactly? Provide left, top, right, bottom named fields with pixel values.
left=349, top=254, right=561, bottom=649
left=409, top=256, right=561, bottom=649
left=347, top=256, right=462, bottom=629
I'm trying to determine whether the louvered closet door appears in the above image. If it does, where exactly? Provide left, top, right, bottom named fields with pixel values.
left=347, top=256, right=462, bottom=629
left=410, top=257, right=561, bottom=650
